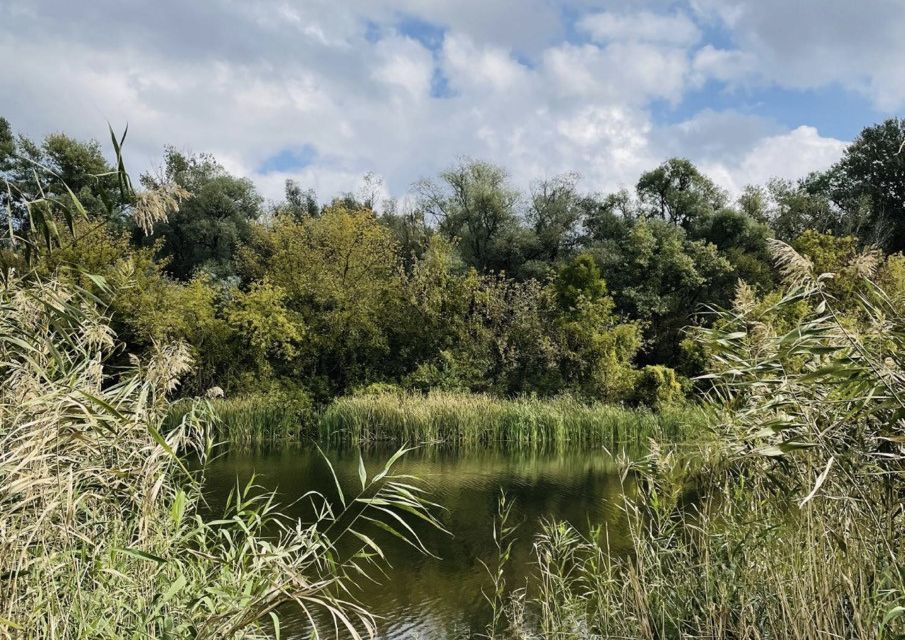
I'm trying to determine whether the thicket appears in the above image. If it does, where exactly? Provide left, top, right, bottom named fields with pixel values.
left=3, top=116, right=905, bottom=410
left=0, top=277, right=442, bottom=638
left=482, top=241, right=905, bottom=639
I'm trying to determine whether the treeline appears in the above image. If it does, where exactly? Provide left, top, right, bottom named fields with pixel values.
left=3, top=116, right=905, bottom=406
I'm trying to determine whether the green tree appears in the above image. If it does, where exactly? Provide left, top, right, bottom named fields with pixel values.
left=1, top=119, right=128, bottom=266
left=251, top=204, right=402, bottom=394
left=380, top=200, right=433, bottom=270
left=225, top=279, right=305, bottom=385
left=588, top=213, right=734, bottom=370
left=689, top=208, right=776, bottom=291
left=554, top=254, right=643, bottom=400
left=636, top=158, right=727, bottom=227
left=142, top=148, right=262, bottom=280
left=519, top=173, right=585, bottom=277
left=754, top=178, right=847, bottom=241
left=417, top=159, right=521, bottom=273
left=555, top=253, right=607, bottom=311
left=808, top=117, right=905, bottom=251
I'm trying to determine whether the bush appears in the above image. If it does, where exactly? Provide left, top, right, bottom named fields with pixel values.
left=631, top=364, right=683, bottom=408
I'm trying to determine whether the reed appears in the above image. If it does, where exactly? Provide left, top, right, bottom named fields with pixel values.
left=319, top=391, right=707, bottom=448
left=167, top=391, right=315, bottom=445
left=0, top=277, right=442, bottom=639
left=495, top=242, right=905, bottom=639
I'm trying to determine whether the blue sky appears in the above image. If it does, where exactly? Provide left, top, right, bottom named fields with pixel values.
left=1, top=0, right=902, bottom=202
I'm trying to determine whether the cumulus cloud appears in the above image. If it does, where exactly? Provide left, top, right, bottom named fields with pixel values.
left=579, top=10, right=702, bottom=47
left=690, top=0, right=905, bottom=109
left=699, top=126, right=847, bottom=194
left=0, top=0, right=877, bottom=204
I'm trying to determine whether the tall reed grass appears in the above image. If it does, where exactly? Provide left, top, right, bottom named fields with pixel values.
left=319, top=391, right=706, bottom=447
left=0, top=277, right=442, bottom=639
left=490, top=241, right=905, bottom=639
left=167, top=391, right=315, bottom=445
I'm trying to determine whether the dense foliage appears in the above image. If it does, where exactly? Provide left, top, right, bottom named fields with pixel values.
left=3, top=114, right=905, bottom=638
left=486, top=241, right=905, bottom=639
left=2, top=115, right=904, bottom=411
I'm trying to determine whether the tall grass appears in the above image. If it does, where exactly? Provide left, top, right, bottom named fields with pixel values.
left=491, top=241, right=905, bottom=639
left=320, top=391, right=706, bottom=448
left=0, top=277, right=443, bottom=639
left=168, top=392, right=315, bottom=445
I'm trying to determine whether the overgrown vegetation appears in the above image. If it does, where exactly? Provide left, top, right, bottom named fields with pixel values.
left=488, top=242, right=905, bottom=639
left=4, top=113, right=905, bottom=637
left=320, top=391, right=704, bottom=448
left=0, top=268, right=442, bottom=637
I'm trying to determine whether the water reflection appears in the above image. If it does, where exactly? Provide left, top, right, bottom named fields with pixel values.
left=201, top=445, right=637, bottom=639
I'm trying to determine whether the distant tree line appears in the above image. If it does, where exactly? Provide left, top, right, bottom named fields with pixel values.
left=3, top=115, right=905, bottom=406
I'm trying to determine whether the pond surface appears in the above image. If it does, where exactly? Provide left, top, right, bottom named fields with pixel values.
left=202, top=445, right=637, bottom=639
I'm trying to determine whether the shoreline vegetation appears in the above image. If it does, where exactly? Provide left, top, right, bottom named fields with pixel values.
left=168, top=391, right=708, bottom=448
left=2, top=115, right=904, bottom=637
left=0, top=278, right=443, bottom=638
left=323, top=391, right=706, bottom=447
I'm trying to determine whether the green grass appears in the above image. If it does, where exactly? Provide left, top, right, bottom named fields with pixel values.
left=167, top=392, right=315, bottom=444
left=319, top=391, right=708, bottom=447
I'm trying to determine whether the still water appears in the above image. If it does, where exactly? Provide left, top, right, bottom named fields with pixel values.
left=202, top=445, right=637, bottom=639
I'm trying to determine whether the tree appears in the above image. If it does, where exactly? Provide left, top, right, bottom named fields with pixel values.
left=554, top=253, right=643, bottom=400
left=589, top=217, right=734, bottom=370
left=417, top=159, right=520, bottom=273
left=520, top=173, right=585, bottom=276
left=379, top=199, right=433, bottom=270
left=0, top=120, right=128, bottom=265
left=636, top=158, right=727, bottom=227
left=809, top=117, right=905, bottom=251
left=281, top=178, right=319, bottom=220
left=142, top=148, right=262, bottom=280
left=555, top=253, right=607, bottom=311
left=750, top=178, right=849, bottom=241
left=689, top=208, right=776, bottom=292
left=252, top=204, right=402, bottom=394
left=225, top=279, right=305, bottom=384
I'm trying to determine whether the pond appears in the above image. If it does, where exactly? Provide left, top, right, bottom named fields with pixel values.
left=202, top=445, right=639, bottom=639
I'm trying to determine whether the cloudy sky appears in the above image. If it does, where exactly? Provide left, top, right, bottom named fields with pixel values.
left=2, top=0, right=902, bottom=203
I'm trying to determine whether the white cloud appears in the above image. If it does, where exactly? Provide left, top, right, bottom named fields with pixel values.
left=691, top=45, right=758, bottom=85
left=541, top=42, right=690, bottom=104
left=371, top=36, right=435, bottom=99
left=442, top=34, right=532, bottom=93
left=0, top=0, right=872, bottom=206
left=579, top=10, right=702, bottom=47
left=690, top=0, right=905, bottom=109
left=701, top=126, right=847, bottom=194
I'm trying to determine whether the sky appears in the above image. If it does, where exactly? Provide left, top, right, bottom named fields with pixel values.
left=1, top=0, right=902, bottom=204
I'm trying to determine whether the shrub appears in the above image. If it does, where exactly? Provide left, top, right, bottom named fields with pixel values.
left=631, top=364, right=683, bottom=408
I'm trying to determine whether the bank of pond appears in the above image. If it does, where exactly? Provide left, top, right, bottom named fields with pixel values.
left=184, top=392, right=901, bottom=639
left=169, top=390, right=709, bottom=448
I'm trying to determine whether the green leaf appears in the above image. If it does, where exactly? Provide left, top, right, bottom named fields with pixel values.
left=160, top=573, right=186, bottom=604
left=882, top=605, right=905, bottom=627
left=0, top=616, right=23, bottom=630
left=113, top=547, right=167, bottom=565
left=358, top=454, right=367, bottom=490
left=315, top=443, right=344, bottom=507
left=269, top=612, right=281, bottom=640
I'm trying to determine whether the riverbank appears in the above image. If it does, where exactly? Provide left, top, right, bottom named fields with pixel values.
left=171, top=390, right=709, bottom=448
left=320, top=391, right=708, bottom=447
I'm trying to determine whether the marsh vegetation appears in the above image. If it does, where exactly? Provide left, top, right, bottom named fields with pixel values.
left=1, top=116, right=904, bottom=638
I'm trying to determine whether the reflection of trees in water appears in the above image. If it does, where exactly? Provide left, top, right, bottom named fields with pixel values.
left=201, top=445, right=643, bottom=639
